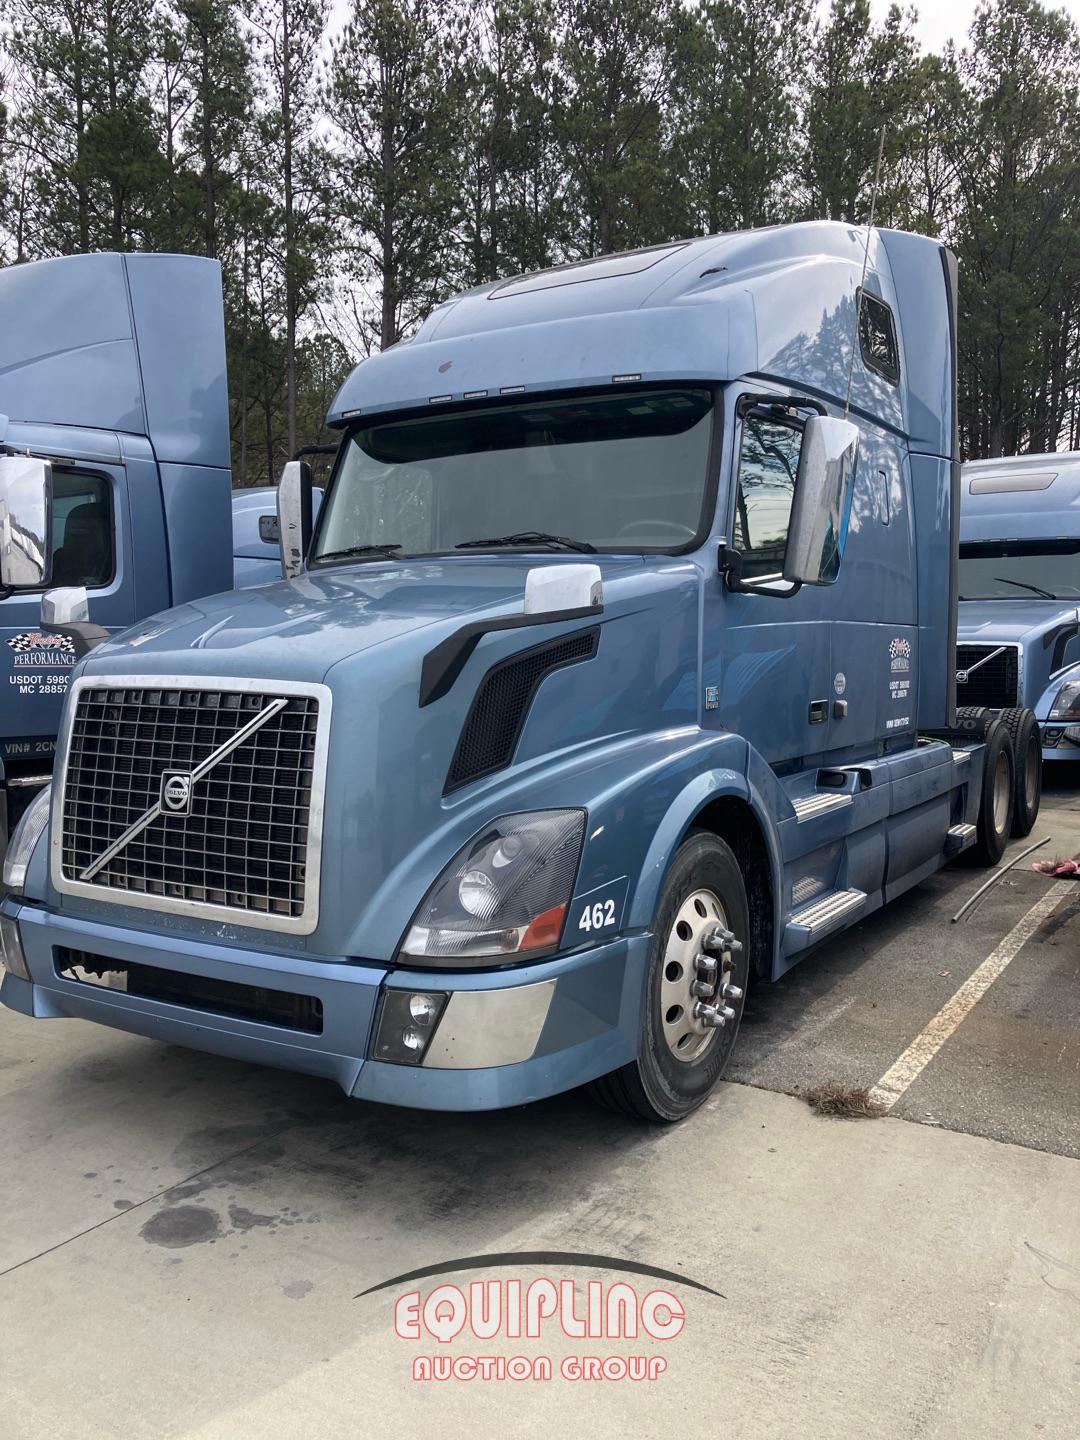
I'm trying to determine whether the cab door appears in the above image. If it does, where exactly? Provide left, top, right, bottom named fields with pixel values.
left=704, top=393, right=835, bottom=767
left=0, top=461, right=133, bottom=767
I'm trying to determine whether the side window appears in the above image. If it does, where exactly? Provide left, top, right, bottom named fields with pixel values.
left=732, top=412, right=804, bottom=578
left=51, top=471, right=114, bottom=589
left=858, top=290, right=900, bottom=385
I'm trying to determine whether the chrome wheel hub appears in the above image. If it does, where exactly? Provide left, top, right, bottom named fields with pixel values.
left=660, top=889, right=744, bottom=1063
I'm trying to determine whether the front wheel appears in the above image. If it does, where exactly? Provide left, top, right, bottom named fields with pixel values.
left=587, top=832, right=749, bottom=1122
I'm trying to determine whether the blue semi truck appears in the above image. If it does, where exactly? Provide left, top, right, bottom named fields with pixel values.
left=0, top=252, right=290, bottom=850
left=958, top=452, right=1080, bottom=797
left=0, top=223, right=1041, bottom=1122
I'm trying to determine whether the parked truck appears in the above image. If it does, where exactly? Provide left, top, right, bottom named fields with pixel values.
left=0, top=252, right=289, bottom=851
left=0, top=223, right=1041, bottom=1122
left=958, top=452, right=1080, bottom=808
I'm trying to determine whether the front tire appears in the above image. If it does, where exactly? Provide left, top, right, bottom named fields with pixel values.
left=587, top=832, right=749, bottom=1123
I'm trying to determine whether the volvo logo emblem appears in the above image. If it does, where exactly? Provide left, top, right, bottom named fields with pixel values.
left=161, top=773, right=193, bottom=814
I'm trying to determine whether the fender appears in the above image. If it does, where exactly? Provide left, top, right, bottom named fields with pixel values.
left=625, top=765, right=785, bottom=976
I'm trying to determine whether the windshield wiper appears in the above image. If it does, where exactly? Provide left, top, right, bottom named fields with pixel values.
left=317, top=543, right=404, bottom=562
left=455, top=530, right=596, bottom=554
left=992, top=576, right=1056, bottom=599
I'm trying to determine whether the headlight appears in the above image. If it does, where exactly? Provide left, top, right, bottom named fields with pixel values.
left=1049, top=680, right=1080, bottom=721
left=3, top=784, right=51, bottom=895
left=400, top=809, right=585, bottom=965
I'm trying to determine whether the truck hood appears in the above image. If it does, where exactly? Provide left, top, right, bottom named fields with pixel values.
left=86, top=556, right=643, bottom=682
left=958, top=598, right=1080, bottom=711
left=66, top=553, right=700, bottom=963
left=957, top=598, right=1080, bottom=646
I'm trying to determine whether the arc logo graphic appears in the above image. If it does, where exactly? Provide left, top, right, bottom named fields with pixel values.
left=358, top=1250, right=721, bottom=1386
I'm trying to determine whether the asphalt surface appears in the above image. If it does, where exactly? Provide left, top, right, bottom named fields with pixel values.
left=1, top=771, right=1078, bottom=1438
left=730, top=770, right=1080, bottom=1159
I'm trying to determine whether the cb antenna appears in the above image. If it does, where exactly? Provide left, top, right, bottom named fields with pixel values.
left=844, top=125, right=887, bottom=419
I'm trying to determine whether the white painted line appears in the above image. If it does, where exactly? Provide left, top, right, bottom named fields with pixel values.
left=869, top=881, right=1074, bottom=1113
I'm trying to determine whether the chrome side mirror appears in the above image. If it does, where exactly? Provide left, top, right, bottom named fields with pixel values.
left=277, top=461, right=313, bottom=580
left=41, top=586, right=89, bottom=626
left=0, top=455, right=53, bottom=589
left=524, top=563, right=603, bottom=616
left=41, top=584, right=109, bottom=659
left=783, top=416, right=859, bottom=586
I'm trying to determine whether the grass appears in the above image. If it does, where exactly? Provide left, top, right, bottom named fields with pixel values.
left=802, top=1083, right=885, bottom=1119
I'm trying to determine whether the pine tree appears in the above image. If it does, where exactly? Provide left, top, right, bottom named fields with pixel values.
left=325, top=0, right=463, bottom=350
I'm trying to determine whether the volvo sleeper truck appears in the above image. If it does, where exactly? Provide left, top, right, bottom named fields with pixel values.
left=0, top=223, right=1040, bottom=1122
left=0, top=251, right=289, bottom=852
left=958, top=452, right=1080, bottom=809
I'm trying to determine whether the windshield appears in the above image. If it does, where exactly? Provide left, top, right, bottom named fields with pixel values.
left=959, top=539, right=1080, bottom=599
left=312, top=387, right=714, bottom=562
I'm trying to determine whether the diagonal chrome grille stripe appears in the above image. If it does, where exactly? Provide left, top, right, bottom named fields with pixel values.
left=79, top=697, right=289, bottom=882
left=957, top=645, right=1005, bottom=681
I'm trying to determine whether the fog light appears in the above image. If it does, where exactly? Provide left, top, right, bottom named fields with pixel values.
left=372, top=988, right=449, bottom=1066
left=0, top=913, right=31, bottom=982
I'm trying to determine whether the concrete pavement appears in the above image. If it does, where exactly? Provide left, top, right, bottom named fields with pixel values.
left=1, top=780, right=1078, bottom=1438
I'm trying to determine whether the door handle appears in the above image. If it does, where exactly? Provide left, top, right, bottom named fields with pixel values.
left=808, top=700, right=828, bottom=725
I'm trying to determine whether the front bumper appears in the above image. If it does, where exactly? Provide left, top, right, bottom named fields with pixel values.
left=1040, top=724, right=1080, bottom=761
left=0, top=900, right=649, bottom=1110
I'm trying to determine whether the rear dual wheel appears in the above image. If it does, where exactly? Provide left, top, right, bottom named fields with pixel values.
left=587, top=833, right=749, bottom=1123
left=1001, top=707, right=1041, bottom=837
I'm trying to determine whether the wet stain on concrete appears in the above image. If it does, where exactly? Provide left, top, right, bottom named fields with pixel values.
left=228, top=1204, right=277, bottom=1231
left=141, top=1205, right=221, bottom=1248
left=283, top=1280, right=314, bottom=1299
left=113, top=1198, right=136, bottom=1210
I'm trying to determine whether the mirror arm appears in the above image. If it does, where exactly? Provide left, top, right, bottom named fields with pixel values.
left=736, top=393, right=827, bottom=420
left=718, top=540, right=801, bottom=598
left=42, top=620, right=110, bottom=661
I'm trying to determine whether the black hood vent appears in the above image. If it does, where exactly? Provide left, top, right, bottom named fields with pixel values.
left=445, top=628, right=600, bottom=793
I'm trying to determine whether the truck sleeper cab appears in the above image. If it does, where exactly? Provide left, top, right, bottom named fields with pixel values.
left=0, top=223, right=1033, bottom=1122
left=958, top=453, right=1080, bottom=787
left=0, top=252, right=235, bottom=850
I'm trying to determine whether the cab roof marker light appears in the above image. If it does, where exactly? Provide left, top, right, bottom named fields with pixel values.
left=463, top=389, right=489, bottom=399
left=500, top=385, right=526, bottom=395
left=612, top=373, right=642, bottom=383
left=428, top=394, right=453, bottom=404
left=342, top=407, right=363, bottom=418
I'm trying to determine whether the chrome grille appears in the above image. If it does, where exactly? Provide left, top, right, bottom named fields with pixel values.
left=955, top=644, right=1019, bottom=709
left=56, top=679, right=328, bottom=931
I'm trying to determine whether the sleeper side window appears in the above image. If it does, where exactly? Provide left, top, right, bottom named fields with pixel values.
left=732, top=412, right=804, bottom=579
left=858, top=290, right=900, bottom=385
left=50, top=470, right=114, bottom=589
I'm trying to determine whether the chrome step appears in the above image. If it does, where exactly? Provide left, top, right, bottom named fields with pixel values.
left=952, top=749, right=971, bottom=765
left=945, top=822, right=976, bottom=855
left=792, top=792, right=854, bottom=822
left=784, top=888, right=867, bottom=953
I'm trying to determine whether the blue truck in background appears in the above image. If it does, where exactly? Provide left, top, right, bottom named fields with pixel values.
left=958, top=452, right=1080, bottom=802
left=0, top=222, right=1042, bottom=1122
left=0, top=252, right=289, bottom=849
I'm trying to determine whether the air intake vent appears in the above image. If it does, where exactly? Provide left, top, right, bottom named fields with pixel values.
left=445, top=628, right=599, bottom=793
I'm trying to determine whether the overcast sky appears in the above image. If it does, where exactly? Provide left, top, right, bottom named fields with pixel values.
left=865, top=0, right=1080, bottom=50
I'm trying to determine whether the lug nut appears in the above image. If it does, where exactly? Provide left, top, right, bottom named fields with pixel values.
left=695, top=953, right=718, bottom=977
left=701, top=925, right=734, bottom=955
left=693, top=1001, right=726, bottom=1028
left=718, top=1004, right=737, bottom=1021
left=722, top=983, right=744, bottom=1002
left=690, top=979, right=716, bottom=998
